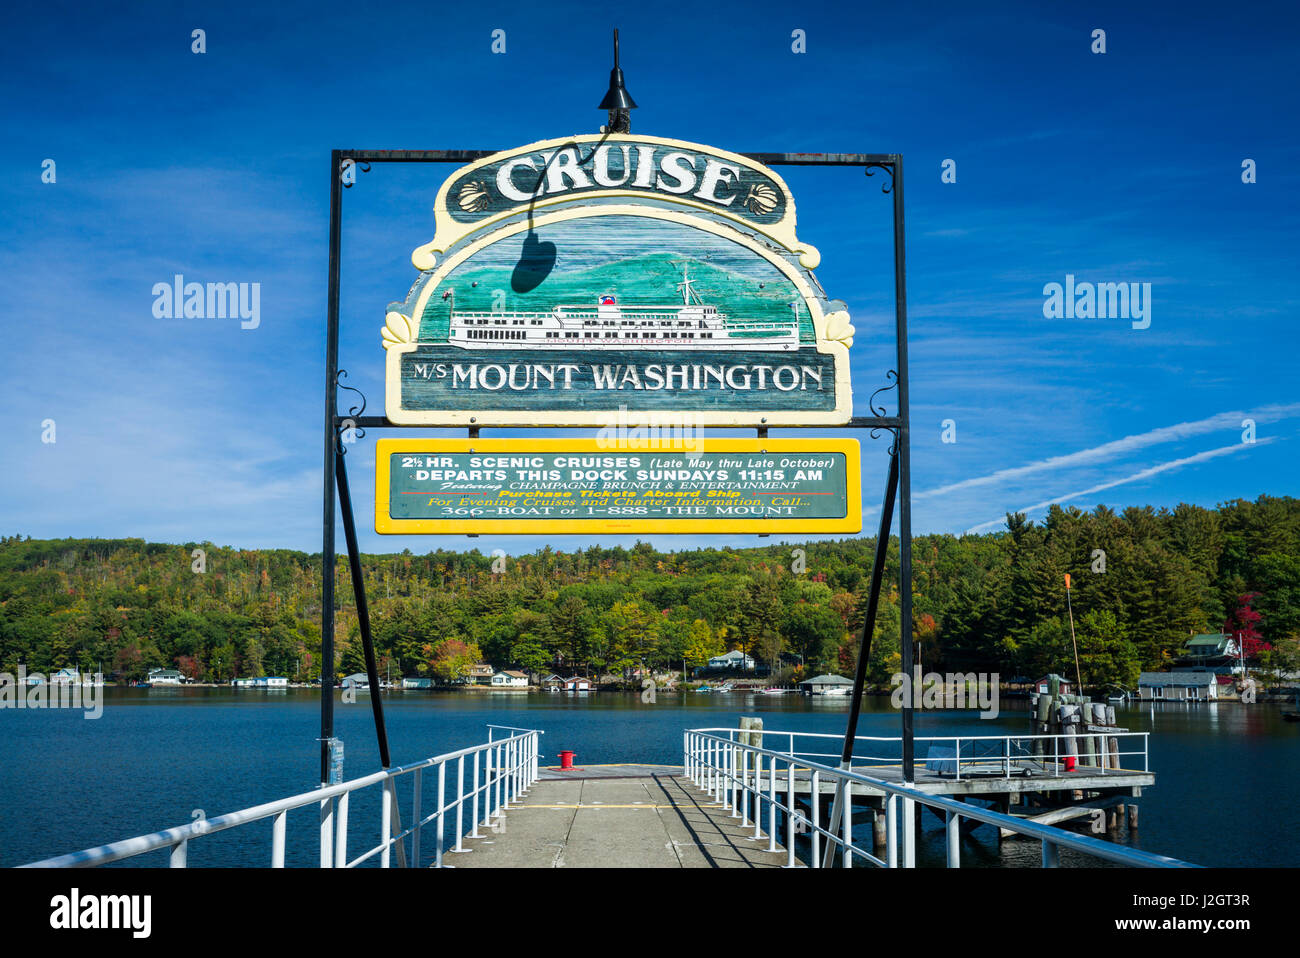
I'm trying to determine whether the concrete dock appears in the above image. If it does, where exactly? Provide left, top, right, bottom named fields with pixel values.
left=451, top=767, right=791, bottom=868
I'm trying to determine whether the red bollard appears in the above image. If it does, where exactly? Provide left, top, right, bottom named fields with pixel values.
left=1064, top=755, right=1076, bottom=772
left=558, top=750, right=576, bottom=770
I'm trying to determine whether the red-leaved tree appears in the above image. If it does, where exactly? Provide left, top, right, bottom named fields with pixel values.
left=1224, top=592, right=1272, bottom=659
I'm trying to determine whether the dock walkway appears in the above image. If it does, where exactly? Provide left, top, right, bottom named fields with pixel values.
left=452, top=767, right=790, bottom=868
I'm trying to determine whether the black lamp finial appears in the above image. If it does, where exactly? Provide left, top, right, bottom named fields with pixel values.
left=598, top=28, right=636, bottom=133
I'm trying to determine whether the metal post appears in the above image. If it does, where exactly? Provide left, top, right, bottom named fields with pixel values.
left=271, top=811, right=287, bottom=867
left=1042, top=839, right=1059, bottom=868
left=825, top=448, right=898, bottom=866
left=319, top=796, right=334, bottom=868
left=320, top=150, right=342, bottom=785
left=454, top=755, right=465, bottom=851
left=380, top=782, right=391, bottom=868
left=335, top=449, right=391, bottom=769
left=334, top=789, right=349, bottom=867
left=740, top=749, right=749, bottom=826
left=841, top=779, right=852, bottom=868
left=470, top=749, right=482, bottom=838
left=946, top=809, right=960, bottom=868
left=903, top=797, right=916, bottom=867
left=886, top=795, right=897, bottom=868
left=436, top=761, right=446, bottom=868
left=495, top=744, right=504, bottom=818
left=412, top=768, right=423, bottom=867
left=810, top=770, right=821, bottom=867
left=767, top=754, right=778, bottom=853
left=169, top=840, right=187, bottom=868
left=786, top=761, right=796, bottom=868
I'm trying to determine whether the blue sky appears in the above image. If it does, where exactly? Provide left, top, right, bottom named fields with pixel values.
left=2, top=0, right=1296, bottom=556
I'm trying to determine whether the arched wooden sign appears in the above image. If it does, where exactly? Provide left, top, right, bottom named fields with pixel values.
left=382, top=134, right=854, bottom=426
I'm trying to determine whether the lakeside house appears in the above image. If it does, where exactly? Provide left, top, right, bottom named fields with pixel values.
left=708, top=650, right=755, bottom=670
left=539, top=673, right=564, bottom=690
left=402, top=677, right=434, bottom=689
left=466, top=663, right=495, bottom=686
left=340, top=673, right=369, bottom=690
left=799, top=674, right=854, bottom=695
left=50, top=668, right=81, bottom=685
left=1137, top=672, right=1219, bottom=702
left=1178, top=633, right=1237, bottom=665
left=491, top=670, right=529, bottom=688
left=147, top=668, right=185, bottom=686
left=562, top=676, right=592, bottom=692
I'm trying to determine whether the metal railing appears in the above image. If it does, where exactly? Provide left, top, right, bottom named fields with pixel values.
left=701, top=728, right=1149, bottom=780
left=21, top=727, right=541, bottom=869
left=684, top=728, right=1194, bottom=869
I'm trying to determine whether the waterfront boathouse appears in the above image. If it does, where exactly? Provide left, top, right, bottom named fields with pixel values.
left=1137, top=671, right=1218, bottom=702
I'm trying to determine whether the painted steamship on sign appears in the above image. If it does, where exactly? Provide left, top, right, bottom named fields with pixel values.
left=382, top=132, right=856, bottom=426
left=447, top=262, right=800, bottom=352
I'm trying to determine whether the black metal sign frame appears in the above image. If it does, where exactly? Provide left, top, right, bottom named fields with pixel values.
left=319, top=149, right=916, bottom=828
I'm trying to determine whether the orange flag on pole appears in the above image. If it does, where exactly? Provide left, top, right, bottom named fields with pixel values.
left=1064, top=573, right=1072, bottom=590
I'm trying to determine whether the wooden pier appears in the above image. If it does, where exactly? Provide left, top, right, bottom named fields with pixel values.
left=453, top=766, right=790, bottom=868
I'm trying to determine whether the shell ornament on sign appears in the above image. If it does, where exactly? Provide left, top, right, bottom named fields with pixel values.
left=456, top=181, right=491, bottom=213
left=743, top=183, right=780, bottom=215
left=382, top=311, right=418, bottom=349
left=824, top=310, right=856, bottom=349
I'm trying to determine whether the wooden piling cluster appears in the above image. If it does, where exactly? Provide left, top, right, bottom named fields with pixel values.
left=1031, top=676, right=1123, bottom=771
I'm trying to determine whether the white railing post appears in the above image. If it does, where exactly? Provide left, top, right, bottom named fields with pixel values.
left=955, top=738, right=961, bottom=781
left=810, top=770, right=821, bottom=867
left=495, top=744, right=504, bottom=819
left=786, top=761, right=796, bottom=868
left=945, top=809, right=960, bottom=868
left=271, top=810, right=286, bottom=867
left=319, top=796, right=334, bottom=868
left=1005, top=737, right=1011, bottom=778
left=753, top=752, right=763, bottom=840
left=767, top=754, right=778, bottom=853
left=380, top=782, right=392, bottom=869
left=841, top=779, right=852, bottom=868
left=471, top=749, right=483, bottom=837
left=886, top=795, right=897, bottom=868
left=740, top=749, right=750, bottom=826
left=334, top=790, right=349, bottom=868
left=454, top=755, right=465, bottom=852
left=903, top=798, right=916, bottom=868
left=412, top=768, right=423, bottom=868
left=435, top=760, right=446, bottom=868
left=169, top=840, right=187, bottom=868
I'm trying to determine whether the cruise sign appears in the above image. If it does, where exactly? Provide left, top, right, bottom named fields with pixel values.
left=375, top=438, right=861, bottom=535
left=382, top=134, right=855, bottom=426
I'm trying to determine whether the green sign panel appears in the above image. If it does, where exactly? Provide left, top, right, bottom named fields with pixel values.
left=375, top=439, right=861, bottom=535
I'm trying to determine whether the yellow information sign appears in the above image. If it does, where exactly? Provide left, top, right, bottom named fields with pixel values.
left=375, top=437, right=861, bottom=535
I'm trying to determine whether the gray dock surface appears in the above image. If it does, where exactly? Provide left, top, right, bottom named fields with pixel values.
left=451, top=769, right=791, bottom=868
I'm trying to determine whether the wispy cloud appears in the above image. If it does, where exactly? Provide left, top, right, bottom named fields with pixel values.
left=919, top=403, right=1300, bottom=501
left=964, top=439, right=1274, bottom=533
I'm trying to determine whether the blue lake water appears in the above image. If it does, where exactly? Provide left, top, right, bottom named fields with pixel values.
left=2, top=689, right=1295, bottom=867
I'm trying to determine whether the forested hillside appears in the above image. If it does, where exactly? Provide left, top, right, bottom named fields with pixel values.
left=2, top=496, right=1297, bottom=688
